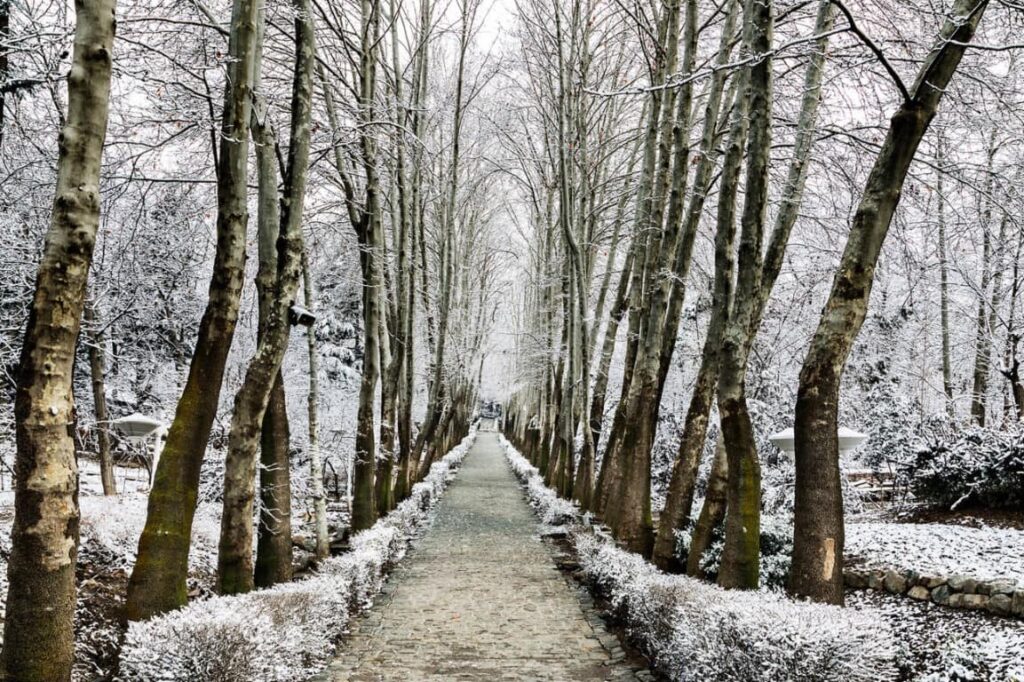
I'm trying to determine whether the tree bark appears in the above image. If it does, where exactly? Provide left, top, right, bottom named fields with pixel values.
left=791, top=0, right=988, bottom=605
left=970, top=142, right=998, bottom=426
left=936, top=137, right=955, bottom=415
left=1, top=0, right=115, bottom=677
left=84, top=299, right=116, bottom=496
left=128, top=0, right=261, bottom=619
left=254, top=375, right=292, bottom=587
left=217, top=0, right=314, bottom=594
left=686, top=436, right=728, bottom=577
left=302, top=251, right=329, bottom=559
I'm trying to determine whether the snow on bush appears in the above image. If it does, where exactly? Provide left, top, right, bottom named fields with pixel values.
left=119, top=431, right=476, bottom=682
left=902, top=423, right=1024, bottom=511
left=502, top=434, right=579, bottom=526
left=499, top=434, right=898, bottom=682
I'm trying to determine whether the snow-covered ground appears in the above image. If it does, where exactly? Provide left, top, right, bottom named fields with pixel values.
left=846, top=522, right=1024, bottom=584
left=0, top=459, right=223, bottom=680
left=849, top=590, right=1024, bottom=680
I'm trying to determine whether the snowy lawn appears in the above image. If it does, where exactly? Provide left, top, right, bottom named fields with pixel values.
left=848, top=590, right=1024, bottom=681
left=846, top=522, right=1024, bottom=584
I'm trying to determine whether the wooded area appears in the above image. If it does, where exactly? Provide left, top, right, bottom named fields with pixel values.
left=1, top=0, right=1023, bottom=679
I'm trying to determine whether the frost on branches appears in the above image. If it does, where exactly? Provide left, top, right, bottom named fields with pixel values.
left=118, top=432, right=477, bottom=682
left=499, top=435, right=898, bottom=682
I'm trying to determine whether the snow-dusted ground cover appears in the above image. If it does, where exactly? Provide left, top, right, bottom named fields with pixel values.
left=846, top=522, right=1024, bottom=584
left=499, top=435, right=898, bottom=682
left=849, top=590, right=1024, bottom=682
left=0, top=460, right=224, bottom=679
left=118, top=431, right=476, bottom=682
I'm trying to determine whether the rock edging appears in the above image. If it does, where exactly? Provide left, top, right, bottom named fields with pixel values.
left=844, top=567, right=1024, bottom=618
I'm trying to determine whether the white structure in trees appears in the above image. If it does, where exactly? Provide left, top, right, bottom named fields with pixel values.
left=111, top=413, right=169, bottom=486
left=768, top=427, right=867, bottom=459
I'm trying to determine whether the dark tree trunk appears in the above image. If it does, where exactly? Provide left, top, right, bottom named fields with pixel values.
left=84, top=300, right=116, bottom=496
left=791, top=0, right=988, bottom=605
left=254, top=374, right=293, bottom=587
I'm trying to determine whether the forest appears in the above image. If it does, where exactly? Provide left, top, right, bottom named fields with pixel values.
left=1, top=0, right=1023, bottom=679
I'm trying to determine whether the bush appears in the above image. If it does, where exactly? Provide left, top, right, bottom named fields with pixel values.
left=119, top=431, right=477, bottom=681
left=575, top=532, right=896, bottom=682
left=903, top=424, right=1024, bottom=510
left=499, top=435, right=898, bottom=682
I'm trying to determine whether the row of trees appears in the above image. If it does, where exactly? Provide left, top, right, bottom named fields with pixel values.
left=1, top=0, right=503, bottom=679
left=503, top=0, right=1010, bottom=607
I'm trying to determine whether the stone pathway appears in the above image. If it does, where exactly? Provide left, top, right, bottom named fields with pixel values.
left=314, top=431, right=644, bottom=681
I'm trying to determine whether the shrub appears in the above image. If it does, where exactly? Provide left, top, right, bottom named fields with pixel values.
left=500, top=434, right=898, bottom=682
left=119, top=431, right=477, bottom=681
left=674, top=512, right=793, bottom=588
left=902, top=424, right=1024, bottom=510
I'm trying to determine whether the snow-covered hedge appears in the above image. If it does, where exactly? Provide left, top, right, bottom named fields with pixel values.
left=119, top=432, right=476, bottom=682
left=903, top=423, right=1024, bottom=511
left=499, top=434, right=898, bottom=682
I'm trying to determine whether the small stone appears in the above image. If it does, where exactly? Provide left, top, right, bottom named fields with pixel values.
left=883, top=570, right=908, bottom=594
left=925, top=575, right=947, bottom=589
left=982, top=579, right=1018, bottom=596
left=1012, top=590, right=1024, bottom=616
left=949, top=593, right=988, bottom=610
left=845, top=571, right=868, bottom=589
left=988, top=594, right=1012, bottom=615
left=908, top=586, right=930, bottom=601
left=867, top=571, right=885, bottom=591
left=931, top=585, right=952, bottom=605
left=948, top=574, right=972, bottom=592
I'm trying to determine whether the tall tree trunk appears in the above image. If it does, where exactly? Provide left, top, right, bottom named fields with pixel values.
left=128, top=0, right=261, bottom=620
left=970, top=142, right=998, bottom=426
left=1, top=0, right=115, bottom=677
left=302, top=251, right=329, bottom=559
left=351, top=0, right=383, bottom=531
left=217, top=0, right=314, bottom=594
left=84, top=299, right=116, bottom=496
left=936, top=138, right=955, bottom=415
left=791, top=0, right=988, bottom=605
left=248, top=36, right=291, bottom=589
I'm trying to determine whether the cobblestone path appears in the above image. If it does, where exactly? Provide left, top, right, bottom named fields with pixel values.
left=314, top=431, right=644, bottom=681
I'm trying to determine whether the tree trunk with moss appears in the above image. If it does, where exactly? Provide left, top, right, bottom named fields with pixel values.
left=127, top=0, right=261, bottom=620
left=217, top=0, right=314, bottom=594
left=792, top=0, right=988, bottom=605
left=1, top=1, right=115, bottom=677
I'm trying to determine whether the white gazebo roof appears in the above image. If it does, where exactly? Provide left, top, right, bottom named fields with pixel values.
left=767, top=426, right=867, bottom=454
left=111, top=413, right=168, bottom=439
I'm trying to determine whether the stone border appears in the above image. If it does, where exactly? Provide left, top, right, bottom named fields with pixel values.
left=844, top=568, right=1024, bottom=618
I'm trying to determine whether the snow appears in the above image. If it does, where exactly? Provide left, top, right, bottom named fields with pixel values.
left=846, top=522, right=1024, bottom=584
left=848, top=590, right=1024, bottom=681
left=118, top=430, right=477, bottom=682
left=499, top=435, right=898, bottom=682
